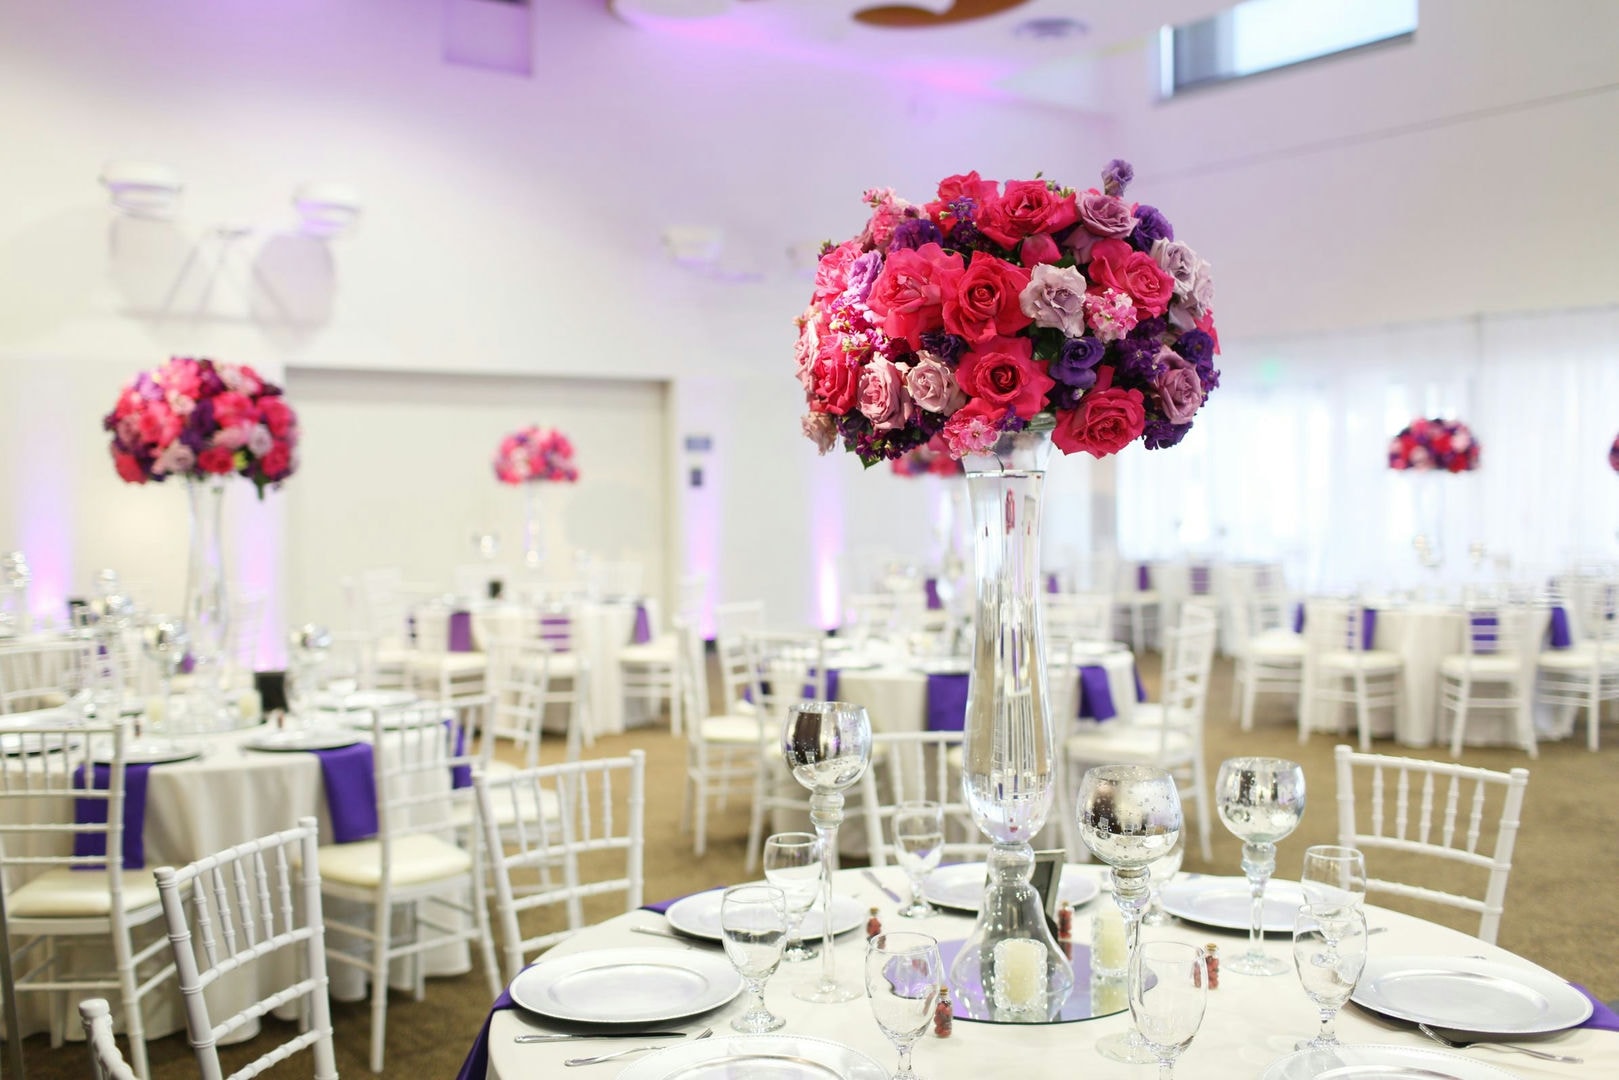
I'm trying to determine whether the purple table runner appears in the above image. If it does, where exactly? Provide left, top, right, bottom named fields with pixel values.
left=72, top=763, right=151, bottom=869
left=1549, top=605, right=1572, bottom=648
left=455, top=987, right=513, bottom=1080
left=313, top=743, right=378, bottom=843
left=632, top=603, right=652, bottom=645
left=448, top=610, right=475, bottom=653
left=924, top=673, right=969, bottom=732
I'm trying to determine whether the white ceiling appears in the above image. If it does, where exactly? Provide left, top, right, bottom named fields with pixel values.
left=608, top=0, right=1234, bottom=107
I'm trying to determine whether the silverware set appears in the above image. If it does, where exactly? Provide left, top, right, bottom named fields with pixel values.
left=562, top=1027, right=713, bottom=1066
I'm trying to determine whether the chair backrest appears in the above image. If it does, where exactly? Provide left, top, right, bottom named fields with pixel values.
left=1334, top=744, right=1530, bottom=945
left=0, top=638, right=94, bottom=713
left=858, top=730, right=985, bottom=868
left=673, top=617, right=713, bottom=719
left=714, top=601, right=764, bottom=645
left=485, top=637, right=556, bottom=766
left=1162, top=612, right=1218, bottom=719
left=0, top=721, right=131, bottom=903
left=153, top=818, right=337, bottom=1080
left=359, top=568, right=409, bottom=646
left=475, top=751, right=645, bottom=981
left=1303, top=598, right=1373, bottom=659
left=714, top=621, right=762, bottom=713
left=1575, top=579, right=1619, bottom=645
left=368, top=703, right=480, bottom=867
left=1044, top=593, right=1113, bottom=653
left=79, top=998, right=138, bottom=1080
left=750, top=631, right=828, bottom=709
left=1250, top=590, right=1294, bottom=637
left=1459, top=602, right=1528, bottom=658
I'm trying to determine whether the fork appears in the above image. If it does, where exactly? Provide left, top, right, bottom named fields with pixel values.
left=1417, top=1023, right=1584, bottom=1063
left=564, top=1027, right=712, bottom=1066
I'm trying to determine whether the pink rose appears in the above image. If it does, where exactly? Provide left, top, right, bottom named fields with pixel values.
left=261, top=441, right=293, bottom=481
left=794, top=311, right=821, bottom=394
left=813, top=240, right=862, bottom=304
left=905, top=353, right=967, bottom=415
left=942, top=254, right=1032, bottom=345
left=214, top=422, right=257, bottom=450
left=977, top=180, right=1079, bottom=248
left=198, top=446, right=237, bottom=475
left=1053, top=367, right=1146, bottom=458
left=1086, top=238, right=1175, bottom=319
left=1075, top=191, right=1136, bottom=238
left=865, top=243, right=964, bottom=349
left=211, top=391, right=257, bottom=429
left=925, top=171, right=1000, bottom=233
left=112, top=449, right=147, bottom=484
left=159, top=358, right=201, bottom=400
left=810, top=352, right=861, bottom=416
left=1019, top=233, right=1061, bottom=268
left=941, top=401, right=1006, bottom=458
left=1153, top=353, right=1205, bottom=424
left=135, top=402, right=182, bottom=448
left=956, top=335, right=1055, bottom=420
left=801, top=412, right=837, bottom=454
left=259, top=396, right=296, bottom=438
left=153, top=442, right=195, bottom=476
left=857, top=357, right=914, bottom=432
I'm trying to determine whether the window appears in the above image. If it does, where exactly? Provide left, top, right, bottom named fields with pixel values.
left=1161, top=0, right=1417, bottom=97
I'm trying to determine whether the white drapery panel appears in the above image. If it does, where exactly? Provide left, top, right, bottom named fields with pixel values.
left=1117, top=306, right=1619, bottom=590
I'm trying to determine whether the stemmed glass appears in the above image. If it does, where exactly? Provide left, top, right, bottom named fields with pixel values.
left=719, top=884, right=789, bottom=1033
left=1300, top=845, right=1367, bottom=911
left=1292, top=903, right=1369, bottom=1050
left=142, top=618, right=189, bottom=734
left=1076, top=764, right=1183, bottom=1064
left=782, top=701, right=873, bottom=1003
left=865, top=931, right=942, bottom=1080
left=1129, top=941, right=1208, bottom=1080
left=1215, top=756, right=1306, bottom=976
left=1142, top=832, right=1186, bottom=927
left=892, top=801, right=943, bottom=918
left=762, top=832, right=823, bottom=962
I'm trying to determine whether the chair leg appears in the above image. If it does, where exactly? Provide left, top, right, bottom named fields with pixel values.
left=1240, top=664, right=1259, bottom=733
left=693, top=769, right=710, bottom=857
left=1449, top=676, right=1469, bottom=759
left=743, top=768, right=767, bottom=872
left=1354, top=673, right=1372, bottom=752
left=369, top=897, right=391, bottom=1073
left=116, top=938, right=149, bottom=1080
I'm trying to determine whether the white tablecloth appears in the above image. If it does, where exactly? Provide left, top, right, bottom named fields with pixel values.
left=484, top=865, right=1613, bottom=1080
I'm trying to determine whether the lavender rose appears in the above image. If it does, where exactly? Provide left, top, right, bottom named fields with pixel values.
left=1018, top=264, right=1090, bottom=337
left=1150, top=239, right=1199, bottom=297
left=1075, top=191, right=1135, bottom=238
left=801, top=412, right=837, bottom=454
left=1153, top=352, right=1205, bottom=424
left=857, top=357, right=914, bottom=432
left=905, top=352, right=967, bottom=415
left=1101, top=158, right=1134, bottom=198
left=1051, top=337, right=1105, bottom=390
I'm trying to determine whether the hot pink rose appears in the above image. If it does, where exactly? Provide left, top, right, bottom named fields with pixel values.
left=942, top=254, right=1032, bottom=345
left=113, top=450, right=146, bottom=484
left=1086, top=238, right=1175, bottom=319
left=813, top=240, right=862, bottom=304
left=261, top=442, right=293, bottom=481
left=857, top=357, right=914, bottom=433
left=159, top=358, right=201, bottom=400
left=112, top=388, right=142, bottom=420
left=977, top=180, right=1079, bottom=248
left=1053, top=367, right=1146, bottom=458
left=904, top=353, right=966, bottom=415
left=811, top=352, right=861, bottom=416
left=865, top=243, right=964, bottom=349
left=941, top=400, right=1006, bottom=458
left=1019, top=233, right=1061, bottom=268
left=211, top=391, right=257, bottom=429
left=259, top=396, right=296, bottom=438
left=955, top=335, right=1055, bottom=420
left=925, top=171, right=1000, bottom=232
left=198, top=446, right=237, bottom=475
left=135, top=402, right=182, bottom=448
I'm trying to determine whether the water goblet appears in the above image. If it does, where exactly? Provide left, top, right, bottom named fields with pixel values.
left=142, top=617, right=189, bottom=733
left=762, top=832, right=822, bottom=962
left=1292, top=903, right=1369, bottom=1050
left=892, top=801, right=943, bottom=918
left=719, top=884, right=789, bottom=1033
left=1300, top=844, right=1366, bottom=911
left=1076, top=764, right=1183, bottom=1064
left=782, top=701, right=872, bottom=1003
left=1142, top=832, right=1185, bottom=927
left=1215, top=756, right=1306, bottom=976
left=1129, top=941, right=1208, bottom=1080
left=865, top=931, right=942, bottom=1080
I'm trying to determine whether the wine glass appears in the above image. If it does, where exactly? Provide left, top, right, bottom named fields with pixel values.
left=1292, top=903, right=1369, bottom=1050
left=1300, top=845, right=1366, bottom=911
left=142, top=617, right=189, bottom=733
left=1142, top=832, right=1186, bottom=926
left=1129, top=941, right=1208, bottom=1080
left=892, top=801, right=944, bottom=918
left=763, top=832, right=822, bottom=962
left=1215, top=756, right=1306, bottom=976
left=719, top=884, right=788, bottom=1033
left=1076, top=764, right=1183, bottom=1064
left=782, top=700, right=873, bottom=1003
left=865, top=931, right=942, bottom=1080
left=287, top=624, right=333, bottom=724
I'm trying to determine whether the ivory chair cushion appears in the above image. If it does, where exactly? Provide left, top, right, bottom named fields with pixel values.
left=696, top=715, right=762, bottom=744
left=1318, top=649, right=1403, bottom=673
left=318, top=833, right=473, bottom=889
left=9, top=869, right=161, bottom=918
left=407, top=652, right=487, bottom=675
left=1438, top=655, right=1523, bottom=678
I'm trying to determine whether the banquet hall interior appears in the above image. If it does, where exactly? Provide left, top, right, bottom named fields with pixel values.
left=1, top=1, right=1617, bottom=1078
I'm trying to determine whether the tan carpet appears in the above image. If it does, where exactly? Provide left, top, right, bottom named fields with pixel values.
left=15, top=654, right=1618, bottom=1077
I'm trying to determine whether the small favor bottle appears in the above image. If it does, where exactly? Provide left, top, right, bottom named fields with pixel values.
left=1057, top=900, right=1073, bottom=942
left=1205, top=944, right=1219, bottom=990
left=866, top=907, right=883, bottom=940
left=933, top=984, right=953, bottom=1038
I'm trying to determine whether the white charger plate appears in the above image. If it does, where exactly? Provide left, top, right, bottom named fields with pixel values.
left=0, top=731, right=80, bottom=756
left=1351, top=955, right=1592, bottom=1035
left=1260, top=1042, right=1526, bottom=1080
left=508, top=948, right=740, bottom=1025
left=664, top=890, right=864, bottom=942
left=1159, top=875, right=1307, bottom=932
left=89, top=739, right=202, bottom=765
left=312, top=689, right=417, bottom=711
left=242, top=728, right=362, bottom=752
left=615, top=1034, right=888, bottom=1080
left=923, top=862, right=1102, bottom=913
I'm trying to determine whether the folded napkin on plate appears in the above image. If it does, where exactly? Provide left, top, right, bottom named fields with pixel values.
left=1570, top=983, right=1619, bottom=1031
left=72, top=763, right=152, bottom=869
left=456, top=988, right=514, bottom=1080
left=313, top=743, right=378, bottom=843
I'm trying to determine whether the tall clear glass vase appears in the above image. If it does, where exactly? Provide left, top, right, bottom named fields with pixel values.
left=182, top=477, right=231, bottom=731
left=522, top=483, right=544, bottom=570
left=948, top=423, right=1073, bottom=1021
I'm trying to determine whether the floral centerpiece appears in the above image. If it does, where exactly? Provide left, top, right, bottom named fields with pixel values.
left=104, top=357, right=298, bottom=496
left=890, top=434, right=964, bottom=477
left=795, top=160, right=1218, bottom=464
left=1387, top=418, right=1480, bottom=473
left=1609, top=432, right=1618, bottom=473
left=493, top=426, right=579, bottom=484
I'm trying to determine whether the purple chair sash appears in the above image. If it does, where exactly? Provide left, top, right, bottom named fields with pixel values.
left=539, top=614, right=572, bottom=653
left=1190, top=565, right=1211, bottom=596
left=1045, top=573, right=1060, bottom=595
left=72, top=763, right=151, bottom=870
left=456, top=988, right=514, bottom=1080
left=1549, top=605, right=1572, bottom=649
left=1571, top=983, right=1619, bottom=1031
left=924, top=578, right=942, bottom=611
left=1134, top=665, right=1148, bottom=702
left=924, top=673, right=969, bottom=732
left=1137, top=565, right=1152, bottom=591
left=451, top=721, right=472, bottom=790
left=1468, top=612, right=1500, bottom=654
left=1292, top=603, right=1306, bottom=634
left=447, top=610, right=475, bottom=653
left=1362, top=608, right=1378, bottom=651
left=632, top=603, right=652, bottom=645
left=313, top=742, right=378, bottom=843
left=1077, top=665, right=1117, bottom=721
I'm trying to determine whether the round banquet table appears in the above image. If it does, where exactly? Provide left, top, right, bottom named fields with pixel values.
left=483, top=865, right=1614, bottom=1079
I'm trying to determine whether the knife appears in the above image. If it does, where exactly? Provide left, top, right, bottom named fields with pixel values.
left=862, top=869, right=903, bottom=904
left=514, top=1031, right=686, bottom=1044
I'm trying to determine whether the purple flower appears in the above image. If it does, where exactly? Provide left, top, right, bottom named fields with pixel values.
left=1050, top=381, right=1086, bottom=411
left=843, top=251, right=884, bottom=304
left=948, top=219, right=985, bottom=250
left=196, top=362, right=225, bottom=398
left=1101, top=159, right=1134, bottom=197
left=890, top=218, right=944, bottom=251
left=1173, top=329, right=1213, bottom=369
left=1051, top=337, right=1105, bottom=389
left=1142, top=418, right=1193, bottom=449
left=1130, top=205, right=1173, bottom=252
left=917, top=330, right=968, bottom=366
left=1111, top=337, right=1164, bottom=387
left=1131, top=316, right=1169, bottom=341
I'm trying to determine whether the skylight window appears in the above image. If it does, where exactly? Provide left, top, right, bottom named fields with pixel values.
left=1161, top=0, right=1417, bottom=97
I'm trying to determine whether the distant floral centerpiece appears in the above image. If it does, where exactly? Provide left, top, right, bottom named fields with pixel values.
left=1388, top=418, right=1480, bottom=473
left=104, top=357, right=298, bottom=498
left=494, top=426, right=578, bottom=485
left=891, top=434, right=964, bottom=477
left=1610, top=432, right=1619, bottom=473
left=794, top=159, right=1219, bottom=464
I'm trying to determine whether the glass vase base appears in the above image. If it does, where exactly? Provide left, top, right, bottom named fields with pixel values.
left=1095, top=1031, right=1157, bottom=1064
left=1295, top=1036, right=1342, bottom=1052
left=730, top=1012, right=786, bottom=1034
left=792, top=979, right=862, bottom=1004
left=1226, top=952, right=1290, bottom=976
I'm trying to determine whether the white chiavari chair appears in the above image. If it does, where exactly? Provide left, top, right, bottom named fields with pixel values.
left=1113, top=560, right=1160, bottom=654
left=1230, top=595, right=1304, bottom=732
left=79, top=997, right=137, bottom=1080
left=679, top=617, right=761, bottom=857
left=857, top=730, right=984, bottom=869
left=1439, top=602, right=1538, bottom=758
left=1537, top=579, right=1619, bottom=750
left=619, top=597, right=681, bottom=735
left=0, top=638, right=93, bottom=714
left=742, top=631, right=827, bottom=870
left=1300, top=599, right=1403, bottom=751
left=1044, top=593, right=1114, bottom=656
left=153, top=817, right=337, bottom=1080
left=475, top=751, right=645, bottom=982
left=1334, top=745, right=1530, bottom=945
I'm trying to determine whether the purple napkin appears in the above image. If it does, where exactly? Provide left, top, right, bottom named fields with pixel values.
left=455, top=988, right=513, bottom=1080
left=72, top=763, right=151, bottom=869
left=1549, top=605, right=1572, bottom=648
left=1190, top=565, right=1211, bottom=596
left=313, top=743, right=378, bottom=843
left=640, top=890, right=705, bottom=915
left=447, top=610, right=474, bottom=653
left=1137, top=564, right=1152, bottom=591
left=1134, top=664, right=1147, bottom=702
left=1571, top=983, right=1619, bottom=1031
left=1362, top=608, right=1379, bottom=651
left=1292, top=603, right=1306, bottom=634
left=1077, top=665, right=1117, bottom=721
left=632, top=603, right=652, bottom=645
left=925, top=673, right=969, bottom=732
left=925, top=578, right=942, bottom=611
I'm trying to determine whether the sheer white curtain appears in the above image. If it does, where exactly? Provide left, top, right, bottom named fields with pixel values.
left=1116, top=305, right=1619, bottom=590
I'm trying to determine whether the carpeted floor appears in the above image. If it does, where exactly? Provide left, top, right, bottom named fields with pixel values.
left=15, top=653, right=1618, bottom=1077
